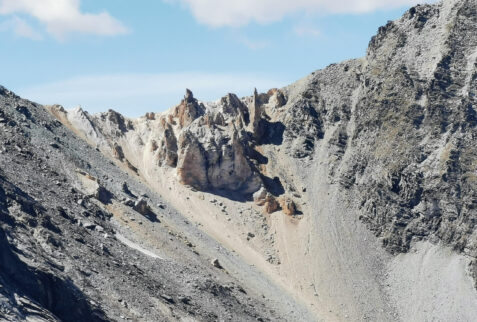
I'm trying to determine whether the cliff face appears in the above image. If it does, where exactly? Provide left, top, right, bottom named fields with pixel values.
left=344, top=0, right=477, bottom=256
left=2, top=0, right=477, bottom=321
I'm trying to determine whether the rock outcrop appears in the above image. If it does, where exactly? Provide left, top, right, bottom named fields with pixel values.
left=0, top=83, right=287, bottom=322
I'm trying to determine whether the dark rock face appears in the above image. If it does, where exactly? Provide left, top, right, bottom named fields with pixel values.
left=347, top=0, right=477, bottom=256
left=0, top=173, right=107, bottom=322
left=0, top=224, right=107, bottom=322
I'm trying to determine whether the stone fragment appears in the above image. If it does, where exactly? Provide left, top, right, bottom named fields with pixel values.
left=211, top=258, right=223, bottom=269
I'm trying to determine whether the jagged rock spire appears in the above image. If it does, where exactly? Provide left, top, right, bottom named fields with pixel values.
left=185, top=89, right=194, bottom=103
left=250, top=88, right=262, bottom=139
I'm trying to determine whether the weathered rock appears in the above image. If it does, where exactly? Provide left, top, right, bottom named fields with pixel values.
left=158, top=123, right=178, bottom=167
left=176, top=132, right=208, bottom=189
left=133, top=198, right=151, bottom=216
left=249, top=88, right=263, bottom=139
left=95, top=185, right=113, bottom=204
left=121, top=182, right=133, bottom=196
left=172, top=89, right=204, bottom=128
left=112, top=143, right=124, bottom=161
left=279, top=196, right=297, bottom=216
left=211, top=258, right=223, bottom=269
left=145, top=112, right=155, bottom=120
left=264, top=195, right=280, bottom=214
left=101, top=109, right=131, bottom=134
left=76, top=170, right=112, bottom=204
left=125, top=159, right=138, bottom=173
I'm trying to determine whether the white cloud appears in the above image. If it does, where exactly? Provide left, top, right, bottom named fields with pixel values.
left=0, top=16, right=42, bottom=40
left=18, top=73, right=287, bottom=116
left=0, top=0, right=128, bottom=39
left=172, top=0, right=428, bottom=27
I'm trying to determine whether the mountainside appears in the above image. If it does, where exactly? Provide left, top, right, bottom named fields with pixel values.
left=1, top=0, right=477, bottom=321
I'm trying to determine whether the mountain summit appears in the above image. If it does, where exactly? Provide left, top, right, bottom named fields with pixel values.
left=1, top=0, right=477, bottom=321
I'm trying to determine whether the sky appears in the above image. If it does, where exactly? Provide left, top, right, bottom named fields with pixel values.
left=0, top=0, right=434, bottom=116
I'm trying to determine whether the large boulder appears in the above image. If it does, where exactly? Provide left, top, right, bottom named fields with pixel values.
left=133, top=198, right=152, bottom=216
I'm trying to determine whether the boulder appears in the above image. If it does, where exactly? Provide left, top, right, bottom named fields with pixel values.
left=211, top=258, right=223, bottom=269
left=94, top=185, right=113, bottom=204
left=264, top=196, right=280, bottom=214
left=133, top=198, right=151, bottom=216
left=254, top=187, right=280, bottom=213
left=279, top=196, right=297, bottom=216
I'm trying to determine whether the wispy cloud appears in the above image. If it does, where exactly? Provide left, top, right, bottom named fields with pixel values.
left=238, top=35, right=269, bottom=50
left=0, top=0, right=129, bottom=40
left=0, top=16, right=42, bottom=40
left=169, top=0, right=430, bottom=27
left=293, top=25, right=321, bottom=38
left=18, top=73, right=287, bottom=116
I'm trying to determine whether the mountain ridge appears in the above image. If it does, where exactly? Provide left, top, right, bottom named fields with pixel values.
left=1, top=0, right=477, bottom=320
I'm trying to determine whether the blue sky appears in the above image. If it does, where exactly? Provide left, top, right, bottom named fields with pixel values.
left=0, top=0, right=432, bottom=116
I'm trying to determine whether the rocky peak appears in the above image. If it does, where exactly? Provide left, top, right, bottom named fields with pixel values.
left=184, top=88, right=194, bottom=103
left=219, top=93, right=247, bottom=117
left=99, top=109, right=132, bottom=135
left=249, top=88, right=263, bottom=139
left=172, top=89, right=205, bottom=127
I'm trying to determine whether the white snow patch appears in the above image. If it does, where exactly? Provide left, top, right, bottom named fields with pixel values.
left=116, top=233, right=163, bottom=260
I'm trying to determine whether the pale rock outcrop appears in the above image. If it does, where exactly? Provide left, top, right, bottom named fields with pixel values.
left=249, top=88, right=263, bottom=139
left=176, top=132, right=208, bottom=189
left=157, top=122, right=178, bottom=167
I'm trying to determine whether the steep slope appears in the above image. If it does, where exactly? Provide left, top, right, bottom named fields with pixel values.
left=52, top=0, right=477, bottom=321
left=0, top=87, right=314, bottom=321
